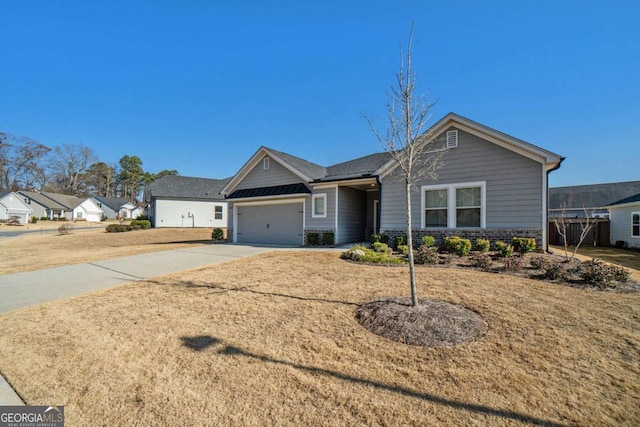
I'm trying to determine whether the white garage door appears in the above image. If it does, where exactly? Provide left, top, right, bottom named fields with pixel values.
left=236, top=203, right=303, bottom=245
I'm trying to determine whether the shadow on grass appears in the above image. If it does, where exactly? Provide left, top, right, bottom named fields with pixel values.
left=149, top=279, right=360, bottom=307
left=179, top=334, right=570, bottom=427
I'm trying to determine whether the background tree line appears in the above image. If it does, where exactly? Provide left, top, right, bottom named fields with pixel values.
left=0, top=132, right=177, bottom=202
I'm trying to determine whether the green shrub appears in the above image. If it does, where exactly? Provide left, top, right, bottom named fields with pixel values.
left=370, top=233, right=382, bottom=244
left=212, top=228, right=224, bottom=240
left=397, top=244, right=409, bottom=255
left=414, top=246, right=439, bottom=265
left=40, top=217, right=49, bottom=221
left=421, top=235, right=436, bottom=248
left=130, top=219, right=151, bottom=229
left=342, top=245, right=403, bottom=265
left=306, top=232, right=319, bottom=245
left=614, top=240, right=625, bottom=248
left=371, top=242, right=390, bottom=253
left=469, top=252, right=492, bottom=270
left=106, top=224, right=132, bottom=233
left=443, top=236, right=471, bottom=256
left=512, top=237, right=536, bottom=254
left=474, top=238, right=490, bottom=252
left=321, top=232, right=335, bottom=246
left=611, top=265, right=631, bottom=283
left=393, top=235, right=407, bottom=250
left=30, top=216, right=38, bottom=224
left=136, top=214, right=150, bottom=221
left=495, top=241, right=514, bottom=258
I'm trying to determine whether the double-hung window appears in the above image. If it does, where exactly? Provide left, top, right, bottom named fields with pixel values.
left=312, top=194, right=327, bottom=218
left=633, top=212, right=640, bottom=238
left=214, top=205, right=223, bottom=220
left=422, top=182, right=485, bottom=228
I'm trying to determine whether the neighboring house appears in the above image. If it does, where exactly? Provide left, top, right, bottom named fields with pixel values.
left=92, top=196, right=144, bottom=219
left=18, top=191, right=68, bottom=219
left=549, top=181, right=640, bottom=218
left=220, top=112, right=564, bottom=247
left=0, top=192, right=33, bottom=224
left=606, top=193, right=640, bottom=249
left=36, top=192, right=104, bottom=222
left=146, top=175, right=230, bottom=228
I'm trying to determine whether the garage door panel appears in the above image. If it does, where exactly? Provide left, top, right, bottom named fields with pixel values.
left=237, top=203, right=303, bottom=245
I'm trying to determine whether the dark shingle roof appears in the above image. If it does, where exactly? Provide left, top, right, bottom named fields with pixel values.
left=148, top=175, right=231, bottom=200
left=92, top=196, right=131, bottom=211
left=549, top=181, right=640, bottom=210
left=267, top=147, right=327, bottom=180
left=323, top=152, right=391, bottom=181
left=0, top=191, right=11, bottom=199
left=608, top=192, right=640, bottom=207
left=227, top=183, right=311, bottom=199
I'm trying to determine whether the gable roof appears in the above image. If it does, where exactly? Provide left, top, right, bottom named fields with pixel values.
left=222, top=113, right=563, bottom=195
left=606, top=192, right=640, bottom=208
left=92, top=196, right=131, bottom=211
left=18, top=191, right=68, bottom=210
left=148, top=175, right=231, bottom=200
left=550, top=181, right=640, bottom=211
left=39, top=192, right=86, bottom=209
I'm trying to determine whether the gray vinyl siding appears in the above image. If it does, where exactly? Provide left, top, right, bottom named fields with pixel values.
left=236, top=155, right=305, bottom=190
left=609, top=204, right=640, bottom=248
left=305, top=187, right=336, bottom=230
left=337, top=187, right=367, bottom=244
left=380, top=127, right=543, bottom=230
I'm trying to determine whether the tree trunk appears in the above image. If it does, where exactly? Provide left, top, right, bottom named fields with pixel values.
left=406, top=178, right=418, bottom=306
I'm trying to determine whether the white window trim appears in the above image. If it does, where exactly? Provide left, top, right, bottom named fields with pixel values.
left=312, top=193, right=327, bottom=218
left=420, top=181, right=486, bottom=229
left=263, top=157, right=270, bottom=170
left=214, top=205, right=224, bottom=220
left=446, top=130, right=458, bottom=148
left=632, top=211, right=640, bottom=238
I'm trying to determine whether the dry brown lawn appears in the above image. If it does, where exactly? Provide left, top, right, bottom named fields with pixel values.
left=0, top=227, right=214, bottom=274
left=0, top=251, right=638, bottom=426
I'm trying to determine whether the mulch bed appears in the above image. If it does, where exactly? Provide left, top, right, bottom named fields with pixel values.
left=356, top=296, right=488, bottom=347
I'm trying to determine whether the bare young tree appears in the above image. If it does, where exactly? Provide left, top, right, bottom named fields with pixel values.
left=552, top=204, right=598, bottom=261
left=365, top=24, right=445, bottom=306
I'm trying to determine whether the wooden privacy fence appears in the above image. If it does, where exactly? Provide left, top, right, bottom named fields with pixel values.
left=548, top=218, right=610, bottom=247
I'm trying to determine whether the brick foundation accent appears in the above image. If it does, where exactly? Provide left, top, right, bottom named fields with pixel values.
left=226, top=228, right=233, bottom=243
left=380, top=228, right=543, bottom=250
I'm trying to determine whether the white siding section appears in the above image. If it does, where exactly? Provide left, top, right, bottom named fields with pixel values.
left=609, top=204, right=640, bottom=248
left=153, top=199, right=227, bottom=228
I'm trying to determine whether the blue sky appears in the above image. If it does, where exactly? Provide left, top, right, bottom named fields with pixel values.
left=1, top=1, right=638, bottom=187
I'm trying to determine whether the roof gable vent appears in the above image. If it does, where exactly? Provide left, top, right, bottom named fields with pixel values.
left=446, top=130, right=458, bottom=149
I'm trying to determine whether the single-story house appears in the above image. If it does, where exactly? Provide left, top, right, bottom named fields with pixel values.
left=607, top=193, right=640, bottom=249
left=0, top=191, right=33, bottom=224
left=146, top=175, right=230, bottom=228
left=34, top=192, right=104, bottom=222
left=92, top=196, right=144, bottom=219
left=18, top=191, right=68, bottom=219
left=549, top=181, right=640, bottom=218
left=220, top=112, right=564, bottom=248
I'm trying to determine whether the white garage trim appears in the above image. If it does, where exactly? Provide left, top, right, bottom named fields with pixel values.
left=232, top=197, right=306, bottom=244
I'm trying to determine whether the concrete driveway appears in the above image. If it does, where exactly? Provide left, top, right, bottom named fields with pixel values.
left=0, top=244, right=273, bottom=313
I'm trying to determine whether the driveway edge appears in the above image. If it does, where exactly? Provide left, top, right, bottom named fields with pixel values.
left=0, top=373, right=24, bottom=405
